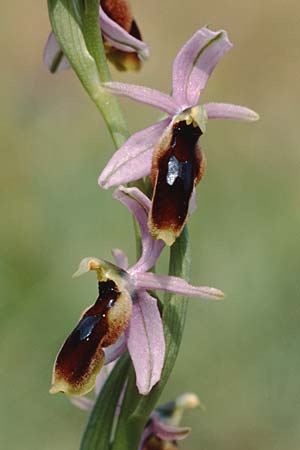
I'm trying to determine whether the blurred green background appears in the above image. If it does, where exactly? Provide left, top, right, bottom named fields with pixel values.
left=1, top=1, right=300, bottom=449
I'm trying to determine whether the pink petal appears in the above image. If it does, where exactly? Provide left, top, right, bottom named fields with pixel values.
left=125, top=292, right=165, bottom=395
left=43, top=32, right=70, bottom=73
left=188, top=188, right=197, bottom=215
left=138, top=425, right=152, bottom=450
left=98, top=119, right=170, bottom=188
left=104, top=82, right=179, bottom=115
left=95, top=362, right=126, bottom=417
left=70, top=396, right=94, bottom=411
left=94, top=367, right=109, bottom=396
left=135, top=272, right=224, bottom=300
left=204, top=102, right=259, bottom=121
left=111, top=248, right=129, bottom=270
left=113, top=186, right=165, bottom=274
left=100, top=7, right=149, bottom=60
left=103, top=334, right=127, bottom=366
left=94, top=360, right=117, bottom=395
left=151, top=416, right=191, bottom=441
left=172, top=28, right=232, bottom=106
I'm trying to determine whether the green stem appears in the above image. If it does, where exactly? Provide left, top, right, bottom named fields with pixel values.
left=80, top=354, right=130, bottom=450
left=48, top=0, right=128, bottom=148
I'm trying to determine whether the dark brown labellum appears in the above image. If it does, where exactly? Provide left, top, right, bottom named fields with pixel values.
left=149, top=120, right=205, bottom=245
left=52, top=280, right=123, bottom=395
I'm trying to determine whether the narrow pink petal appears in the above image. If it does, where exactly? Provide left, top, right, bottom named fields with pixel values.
left=204, top=102, right=259, bottom=121
left=138, top=425, right=152, bottom=450
left=103, top=334, right=127, bottom=366
left=172, top=28, right=232, bottom=106
left=151, top=416, right=191, bottom=441
left=100, top=7, right=149, bottom=60
left=135, top=272, right=224, bottom=300
left=113, top=186, right=165, bottom=274
left=43, top=32, right=70, bottom=73
left=95, top=362, right=126, bottom=416
left=188, top=188, right=197, bottom=215
left=111, top=248, right=129, bottom=270
left=94, top=368, right=109, bottom=396
left=94, top=360, right=117, bottom=395
left=125, top=292, right=165, bottom=395
left=98, top=119, right=170, bottom=188
left=70, top=396, right=94, bottom=411
left=104, top=82, right=179, bottom=115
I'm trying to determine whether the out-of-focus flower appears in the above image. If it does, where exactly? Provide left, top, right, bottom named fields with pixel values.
left=44, top=0, right=149, bottom=73
left=50, top=186, right=223, bottom=397
left=140, top=393, right=200, bottom=450
left=71, top=365, right=199, bottom=450
left=99, top=27, right=259, bottom=245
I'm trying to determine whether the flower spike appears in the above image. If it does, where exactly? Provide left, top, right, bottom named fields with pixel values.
left=50, top=186, right=224, bottom=397
left=99, top=26, right=259, bottom=245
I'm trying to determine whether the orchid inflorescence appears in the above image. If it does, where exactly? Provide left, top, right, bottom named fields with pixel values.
left=50, top=186, right=223, bottom=397
left=45, top=0, right=258, bottom=448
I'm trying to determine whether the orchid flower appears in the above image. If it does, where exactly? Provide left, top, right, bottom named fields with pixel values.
left=50, top=186, right=224, bottom=397
left=98, top=27, right=259, bottom=246
left=71, top=363, right=199, bottom=450
left=44, top=0, right=149, bottom=73
left=140, top=393, right=200, bottom=450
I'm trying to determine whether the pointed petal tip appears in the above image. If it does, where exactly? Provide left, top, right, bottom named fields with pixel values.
left=204, top=103, right=260, bottom=122
left=72, top=257, right=102, bottom=278
left=136, top=370, right=161, bottom=395
left=98, top=173, right=109, bottom=189
left=43, top=31, right=70, bottom=74
left=156, top=425, right=192, bottom=441
left=249, top=110, right=260, bottom=121
left=205, top=287, right=225, bottom=300
left=172, top=26, right=233, bottom=105
left=176, top=426, right=192, bottom=440
left=140, top=47, right=150, bottom=61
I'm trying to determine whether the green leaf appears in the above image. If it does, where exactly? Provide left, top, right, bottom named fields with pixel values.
left=80, top=354, right=130, bottom=450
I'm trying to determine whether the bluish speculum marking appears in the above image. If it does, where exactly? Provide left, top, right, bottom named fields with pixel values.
left=54, top=279, right=120, bottom=385
left=75, top=315, right=102, bottom=342
left=167, top=155, right=193, bottom=192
